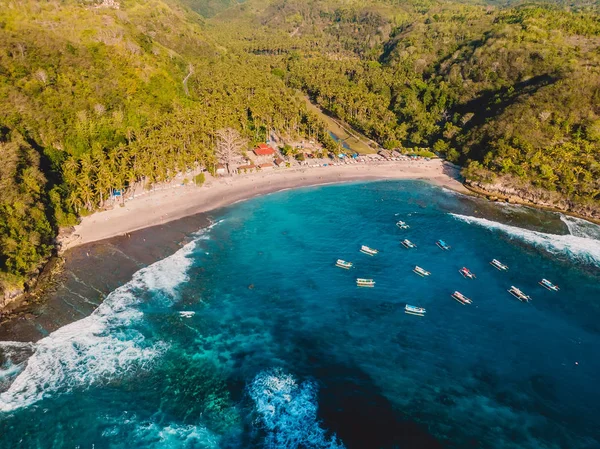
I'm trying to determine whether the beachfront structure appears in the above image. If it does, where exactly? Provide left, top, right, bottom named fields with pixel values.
left=274, top=157, right=286, bottom=167
left=259, top=162, right=274, bottom=170
left=237, top=164, right=257, bottom=173
left=216, top=164, right=227, bottom=176
left=253, top=144, right=276, bottom=157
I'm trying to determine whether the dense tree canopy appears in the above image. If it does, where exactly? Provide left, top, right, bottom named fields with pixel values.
left=1, top=0, right=599, bottom=292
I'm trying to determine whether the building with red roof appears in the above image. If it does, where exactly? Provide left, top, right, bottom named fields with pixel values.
left=253, top=143, right=276, bottom=157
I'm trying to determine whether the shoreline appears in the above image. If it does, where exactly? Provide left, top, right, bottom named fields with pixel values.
left=61, top=159, right=468, bottom=251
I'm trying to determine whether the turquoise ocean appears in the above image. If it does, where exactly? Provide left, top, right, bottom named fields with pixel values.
left=1, top=181, right=599, bottom=449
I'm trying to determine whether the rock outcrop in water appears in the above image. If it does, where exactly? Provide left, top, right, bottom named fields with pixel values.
left=465, top=176, right=600, bottom=223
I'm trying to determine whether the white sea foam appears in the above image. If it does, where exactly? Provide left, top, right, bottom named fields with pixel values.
left=0, top=342, right=35, bottom=389
left=560, top=214, right=600, bottom=241
left=128, top=421, right=220, bottom=449
left=451, top=214, right=600, bottom=268
left=0, top=242, right=196, bottom=412
left=99, top=411, right=221, bottom=448
left=249, top=368, right=345, bottom=449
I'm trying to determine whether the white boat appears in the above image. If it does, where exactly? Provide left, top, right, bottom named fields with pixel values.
left=490, top=259, right=508, bottom=271
left=335, top=259, right=353, bottom=269
left=413, top=266, right=430, bottom=277
left=451, top=291, right=472, bottom=305
left=405, top=304, right=426, bottom=316
left=539, top=279, right=559, bottom=291
left=401, top=239, right=416, bottom=249
left=360, top=245, right=379, bottom=256
left=179, top=311, right=195, bottom=318
left=436, top=240, right=450, bottom=250
left=356, top=278, right=375, bottom=288
left=459, top=267, right=476, bottom=279
left=508, top=286, right=531, bottom=302
left=396, top=220, right=410, bottom=229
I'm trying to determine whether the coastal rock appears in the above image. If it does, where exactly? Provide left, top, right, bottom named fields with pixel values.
left=1, top=287, right=25, bottom=310
left=465, top=178, right=600, bottom=222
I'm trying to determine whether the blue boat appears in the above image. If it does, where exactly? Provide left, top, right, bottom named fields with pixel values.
left=436, top=239, right=450, bottom=250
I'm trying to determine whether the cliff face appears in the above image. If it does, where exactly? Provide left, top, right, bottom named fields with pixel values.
left=466, top=176, right=600, bottom=223
left=1, top=288, right=25, bottom=312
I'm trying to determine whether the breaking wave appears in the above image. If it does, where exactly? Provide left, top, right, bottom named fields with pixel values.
left=0, top=342, right=35, bottom=391
left=249, top=368, right=345, bottom=449
left=103, top=415, right=221, bottom=449
left=451, top=214, right=600, bottom=268
left=0, top=242, right=196, bottom=412
left=560, top=215, right=600, bottom=241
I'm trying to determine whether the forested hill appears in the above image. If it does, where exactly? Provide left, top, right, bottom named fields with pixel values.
left=1, top=0, right=599, bottom=297
left=209, top=0, right=600, bottom=210
left=0, top=0, right=324, bottom=296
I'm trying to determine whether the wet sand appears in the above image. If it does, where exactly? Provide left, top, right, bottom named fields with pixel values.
left=63, top=160, right=467, bottom=251
left=0, top=160, right=466, bottom=342
left=0, top=213, right=212, bottom=342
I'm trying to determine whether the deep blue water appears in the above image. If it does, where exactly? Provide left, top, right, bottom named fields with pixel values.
left=1, top=181, right=600, bottom=449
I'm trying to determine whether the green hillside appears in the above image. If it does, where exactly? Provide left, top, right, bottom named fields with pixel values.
left=208, top=0, right=600, bottom=208
left=0, top=0, right=324, bottom=294
left=1, top=0, right=599, bottom=295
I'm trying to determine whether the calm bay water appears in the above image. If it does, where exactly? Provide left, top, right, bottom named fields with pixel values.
left=1, top=181, right=599, bottom=449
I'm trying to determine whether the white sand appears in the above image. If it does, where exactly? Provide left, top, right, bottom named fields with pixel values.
left=61, top=159, right=467, bottom=250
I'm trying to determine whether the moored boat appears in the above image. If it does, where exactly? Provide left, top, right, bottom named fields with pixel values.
left=396, top=220, right=410, bottom=229
left=356, top=278, right=375, bottom=288
left=405, top=304, right=426, bottom=316
left=508, top=286, right=531, bottom=302
left=436, top=239, right=450, bottom=250
left=335, top=259, right=353, bottom=269
left=360, top=245, right=379, bottom=256
left=413, top=266, right=431, bottom=277
left=539, top=279, right=559, bottom=291
left=451, top=291, right=472, bottom=304
left=490, top=259, right=508, bottom=271
left=459, top=267, right=476, bottom=279
left=179, top=311, right=195, bottom=318
left=401, top=239, right=416, bottom=249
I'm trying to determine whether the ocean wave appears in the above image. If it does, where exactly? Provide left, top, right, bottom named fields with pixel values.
left=560, top=215, right=600, bottom=241
left=249, top=368, right=345, bottom=449
left=0, top=342, right=35, bottom=390
left=451, top=214, right=600, bottom=268
left=114, top=420, right=220, bottom=449
left=0, top=242, right=196, bottom=413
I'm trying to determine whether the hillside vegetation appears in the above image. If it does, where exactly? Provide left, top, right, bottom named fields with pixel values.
left=0, top=0, right=327, bottom=294
left=1, top=0, right=599, bottom=296
left=210, top=0, right=600, bottom=209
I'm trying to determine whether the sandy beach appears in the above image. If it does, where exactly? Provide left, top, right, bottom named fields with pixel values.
left=62, top=159, right=467, bottom=250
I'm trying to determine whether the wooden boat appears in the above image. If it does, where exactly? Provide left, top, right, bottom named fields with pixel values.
left=335, top=259, right=353, bottom=269
left=405, top=305, right=426, bottom=316
left=539, top=279, right=559, bottom=291
left=451, top=291, right=472, bottom=305
left=396, top=220, right=410, bottom=229
left=508, top=286, right=531, bottom=302
left=356, top=278, right=375, bottom=288
left=360, top=245, right=379, bottom=256
left=436, top=239, right=450, bottom=250
left=459, top=267, right=476, bottom=279
left=490, top=259, right=508, bottom=271
left=401, top=239, right=416, bottom=249
left=413, top=266, right=431, bottom=277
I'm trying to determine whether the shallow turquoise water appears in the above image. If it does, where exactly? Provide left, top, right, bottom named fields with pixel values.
left=1, top=181, right=599, bottom=449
